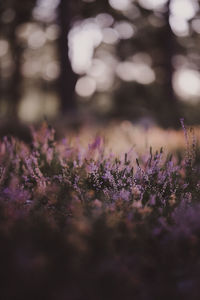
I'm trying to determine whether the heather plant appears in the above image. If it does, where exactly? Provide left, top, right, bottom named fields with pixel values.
left=1, top=121, right=200, bottom=299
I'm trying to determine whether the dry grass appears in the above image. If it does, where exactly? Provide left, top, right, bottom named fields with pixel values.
left=65, top=121, right=199, bottom=156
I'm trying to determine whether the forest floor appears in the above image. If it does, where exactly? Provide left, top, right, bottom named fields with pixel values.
left=0, top=121, right=200, bottom=300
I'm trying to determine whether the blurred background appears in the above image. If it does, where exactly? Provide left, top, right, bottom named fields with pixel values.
left=1, top=0, right=200, bottom=131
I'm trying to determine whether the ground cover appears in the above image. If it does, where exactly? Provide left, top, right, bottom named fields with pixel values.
left=0, top=121, right=200, bottom=300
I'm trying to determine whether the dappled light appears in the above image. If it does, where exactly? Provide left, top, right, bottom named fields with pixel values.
left=109, top=0, right=131, bottom=11
left=173, top=69, right=200, bottom=101
left=95, top=13, right=114, bottom=28
left=102, top=27, right=119, bottom=44
left=116, top=60, right=155, bottom=84
left=45, top=24, right=60, bottom=41
left=114, top=21, right=135, bottom=39
left=42, top=61, right=60, bottom=81
left=1, top=0, right=200, bottom=123
left=169, top=0, right=199, bottom=36
left=170, top=0, right=198, bottom=20
left=28, top=29, right=46, bottom=49
left=169, top=16, right=189, bottom=36
left=75, top=76, right=96, bottom=98
left=0, top=39, right=9, bottom=57
left=138, top=0, right=168, bottom=10
left=87, top=58, right=114, bottom=92
left=33, top=0, right=60, bottom=22
left=18, top=92, right=59, bottom=122
left=69, top=20, right=103, bottom=74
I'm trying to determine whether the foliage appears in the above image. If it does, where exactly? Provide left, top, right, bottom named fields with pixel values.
left=1, top=121, right=200, bottom=299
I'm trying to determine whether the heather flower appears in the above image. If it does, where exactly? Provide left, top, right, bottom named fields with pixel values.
left=88, top=136, right=101, bottom=151
left=1, top=122, right=200, bottom=300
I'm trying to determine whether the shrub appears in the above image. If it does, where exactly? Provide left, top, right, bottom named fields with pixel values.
left=0, top=121, right=200, bottom=300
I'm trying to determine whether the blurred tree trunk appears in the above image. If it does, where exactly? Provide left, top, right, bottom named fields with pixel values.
left=8, top=21, right=22, bottom=119
left=2, top=0, right=37, bottom=120
left=161, top=0, right=180, bottom=128
left=0, top=0, right=22, bottom=119
left=57, top=0, right=78, bottom=114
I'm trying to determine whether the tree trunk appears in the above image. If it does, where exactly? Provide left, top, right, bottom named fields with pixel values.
left=162, top=0, right=180, bottom=128
left=3, top=0, right=37, bottom=120
left=57, top=0, right=78, bottom=114
left=8, top=33, right=22, bottom=119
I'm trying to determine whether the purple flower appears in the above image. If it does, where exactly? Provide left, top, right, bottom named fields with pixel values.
left=88, top=136, right=101, bottom=151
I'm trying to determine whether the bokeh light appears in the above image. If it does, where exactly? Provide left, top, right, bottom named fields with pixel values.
left=18, top=91, right=59, bottom=122
left=95, top=13, right=114, bottom=28
left=0, top=40, right=9, bottom=57
left=42, top=61, right=60, bottom=81
left=116, top=52, right=155, bottom=85
left=114, top=21, right=135, bottom=39
left=87, top=59, right=114, bottom=92
left=28, top=30, right=46, bottom=49
left=45, top=24, right=60, bottom=41
left=173, top=69, right=200, bottom=101
left=170, top=0, right=198, bottom=20
left=116, top=61, right=136, bottom=82
left=169, top=16, right=189, bottom=36
left=102, top=27, right=119, bottom=44
left=33, top=0, right=60, bottom=22
left=109, top=0, right=131, bottom=11
left=69, top=20, right=102, bottom=74
left=1, top=0, right=200, bottom=124
left=138, top=0, right=168, bottom=10
left=75, top=76, right=97, bottom=97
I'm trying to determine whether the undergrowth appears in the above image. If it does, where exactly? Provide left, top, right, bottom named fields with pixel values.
left=0, top=120, right=200, bottom=300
